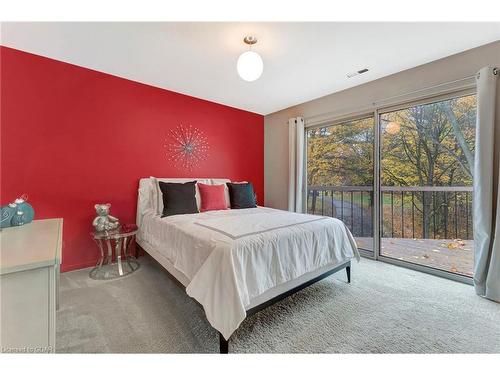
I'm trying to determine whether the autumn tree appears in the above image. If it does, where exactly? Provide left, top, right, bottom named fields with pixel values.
left=307, top=94, right=476, bottom=239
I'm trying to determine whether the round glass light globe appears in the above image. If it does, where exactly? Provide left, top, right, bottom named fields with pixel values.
left=237, top=51, right=263, bottom=82
left=386, top=121, right=401, bottom=135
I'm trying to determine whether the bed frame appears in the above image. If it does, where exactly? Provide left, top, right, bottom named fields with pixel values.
left=141, top=243, right=350, bottom=354
left=218, top=261, right=350, bottom=353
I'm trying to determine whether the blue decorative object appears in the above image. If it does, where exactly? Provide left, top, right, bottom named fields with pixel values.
left=11, top=210, right=26, bottom=226
left=0, top=204, right=17, bottom=228
left=14, top=196, right=35, bottom=223
left=0, top=194, right=35, bottom=228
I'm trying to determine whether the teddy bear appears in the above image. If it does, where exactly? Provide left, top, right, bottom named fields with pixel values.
left=92, top=203, right=120, bottom=232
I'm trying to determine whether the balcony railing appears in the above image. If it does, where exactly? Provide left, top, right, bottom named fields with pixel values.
left=307, top=186, right=473, bottom=240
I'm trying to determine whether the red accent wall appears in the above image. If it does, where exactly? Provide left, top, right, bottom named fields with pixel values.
left=1, top=46, right=264, bottom=272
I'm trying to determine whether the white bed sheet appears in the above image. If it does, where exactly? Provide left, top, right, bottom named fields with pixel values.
left=138, top=207, right=360, bottom=339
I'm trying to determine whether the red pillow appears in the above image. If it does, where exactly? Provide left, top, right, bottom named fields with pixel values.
left=198, top=183, right=228, bottom=212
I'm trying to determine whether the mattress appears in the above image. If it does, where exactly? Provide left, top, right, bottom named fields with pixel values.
left=137, top=204, right=360, bottom=339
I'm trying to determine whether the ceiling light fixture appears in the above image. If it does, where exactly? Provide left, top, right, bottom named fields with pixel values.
left=385, top=121, right=401, bottom=135
left=237, top=36, right=263, bottom=82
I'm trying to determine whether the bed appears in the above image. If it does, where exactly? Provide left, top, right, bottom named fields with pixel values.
left=136, top=177, right=360, bottom=353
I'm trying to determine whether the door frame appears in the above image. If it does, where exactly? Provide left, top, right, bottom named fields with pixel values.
left=375, top=88, right=476, bottom=285
left=303, top=86, right=477, bottom=284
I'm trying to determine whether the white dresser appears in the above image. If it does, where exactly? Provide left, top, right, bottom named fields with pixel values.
left=0, top=218, right=62, bottom=353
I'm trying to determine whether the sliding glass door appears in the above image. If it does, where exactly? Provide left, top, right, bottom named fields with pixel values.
left=379, top=94, right=476, bottom=277
left=306, top=116, right=375, bottom=255
left=305, top=91, right=476, bottom=280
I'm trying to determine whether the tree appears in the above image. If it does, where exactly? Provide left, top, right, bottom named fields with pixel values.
left=307, top=94, right=476, bottom=239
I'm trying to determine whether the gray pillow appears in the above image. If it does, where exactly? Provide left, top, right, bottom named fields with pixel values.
left=159, top=181, right=199, bottom=217
left=226, top=182, right=257, bottom=209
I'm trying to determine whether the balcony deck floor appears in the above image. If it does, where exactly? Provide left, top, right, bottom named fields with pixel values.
left=355, top=237, right=474, bottom=277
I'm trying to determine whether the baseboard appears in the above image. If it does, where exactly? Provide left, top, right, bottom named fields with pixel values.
left=61, top=247, right=144, bottom=273
left=61, top=260, right=97, bottom=273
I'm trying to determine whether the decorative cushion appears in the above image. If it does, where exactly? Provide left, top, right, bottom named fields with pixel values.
left=151, top=177, right=210, bottom=215
left=226, top=182, right=257, bottom=209
left=198, top=183, right=228, bottom=212
left=158, top=181, right=199, bottom=217
left=210, top=178, right=231, bottom=208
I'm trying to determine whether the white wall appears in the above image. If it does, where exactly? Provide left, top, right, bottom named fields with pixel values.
left=264, top=40, right=500, bottom=209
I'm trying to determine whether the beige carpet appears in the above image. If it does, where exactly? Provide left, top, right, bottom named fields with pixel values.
left=57, top=255, right=500, bottom=353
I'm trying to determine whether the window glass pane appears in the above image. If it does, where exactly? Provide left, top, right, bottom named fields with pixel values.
left=380, top=94, right=476, bottom=276
left=306, top=117, right=375, bottom=254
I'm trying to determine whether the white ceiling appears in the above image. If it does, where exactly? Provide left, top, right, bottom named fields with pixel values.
left=1, top=22, right=499, bottom=114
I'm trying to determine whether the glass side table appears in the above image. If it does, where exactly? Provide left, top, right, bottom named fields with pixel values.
left=90, top=224, right=140, bottom=280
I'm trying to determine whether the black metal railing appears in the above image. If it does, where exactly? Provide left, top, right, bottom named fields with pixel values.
left=307, top=186, right=473, bottom=240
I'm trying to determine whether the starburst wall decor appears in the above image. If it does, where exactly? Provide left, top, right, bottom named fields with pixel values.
left=165, top=125, right=210, bottom=170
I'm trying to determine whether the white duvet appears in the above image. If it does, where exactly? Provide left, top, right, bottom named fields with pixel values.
left=138, top=207, right=360, bottom=339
